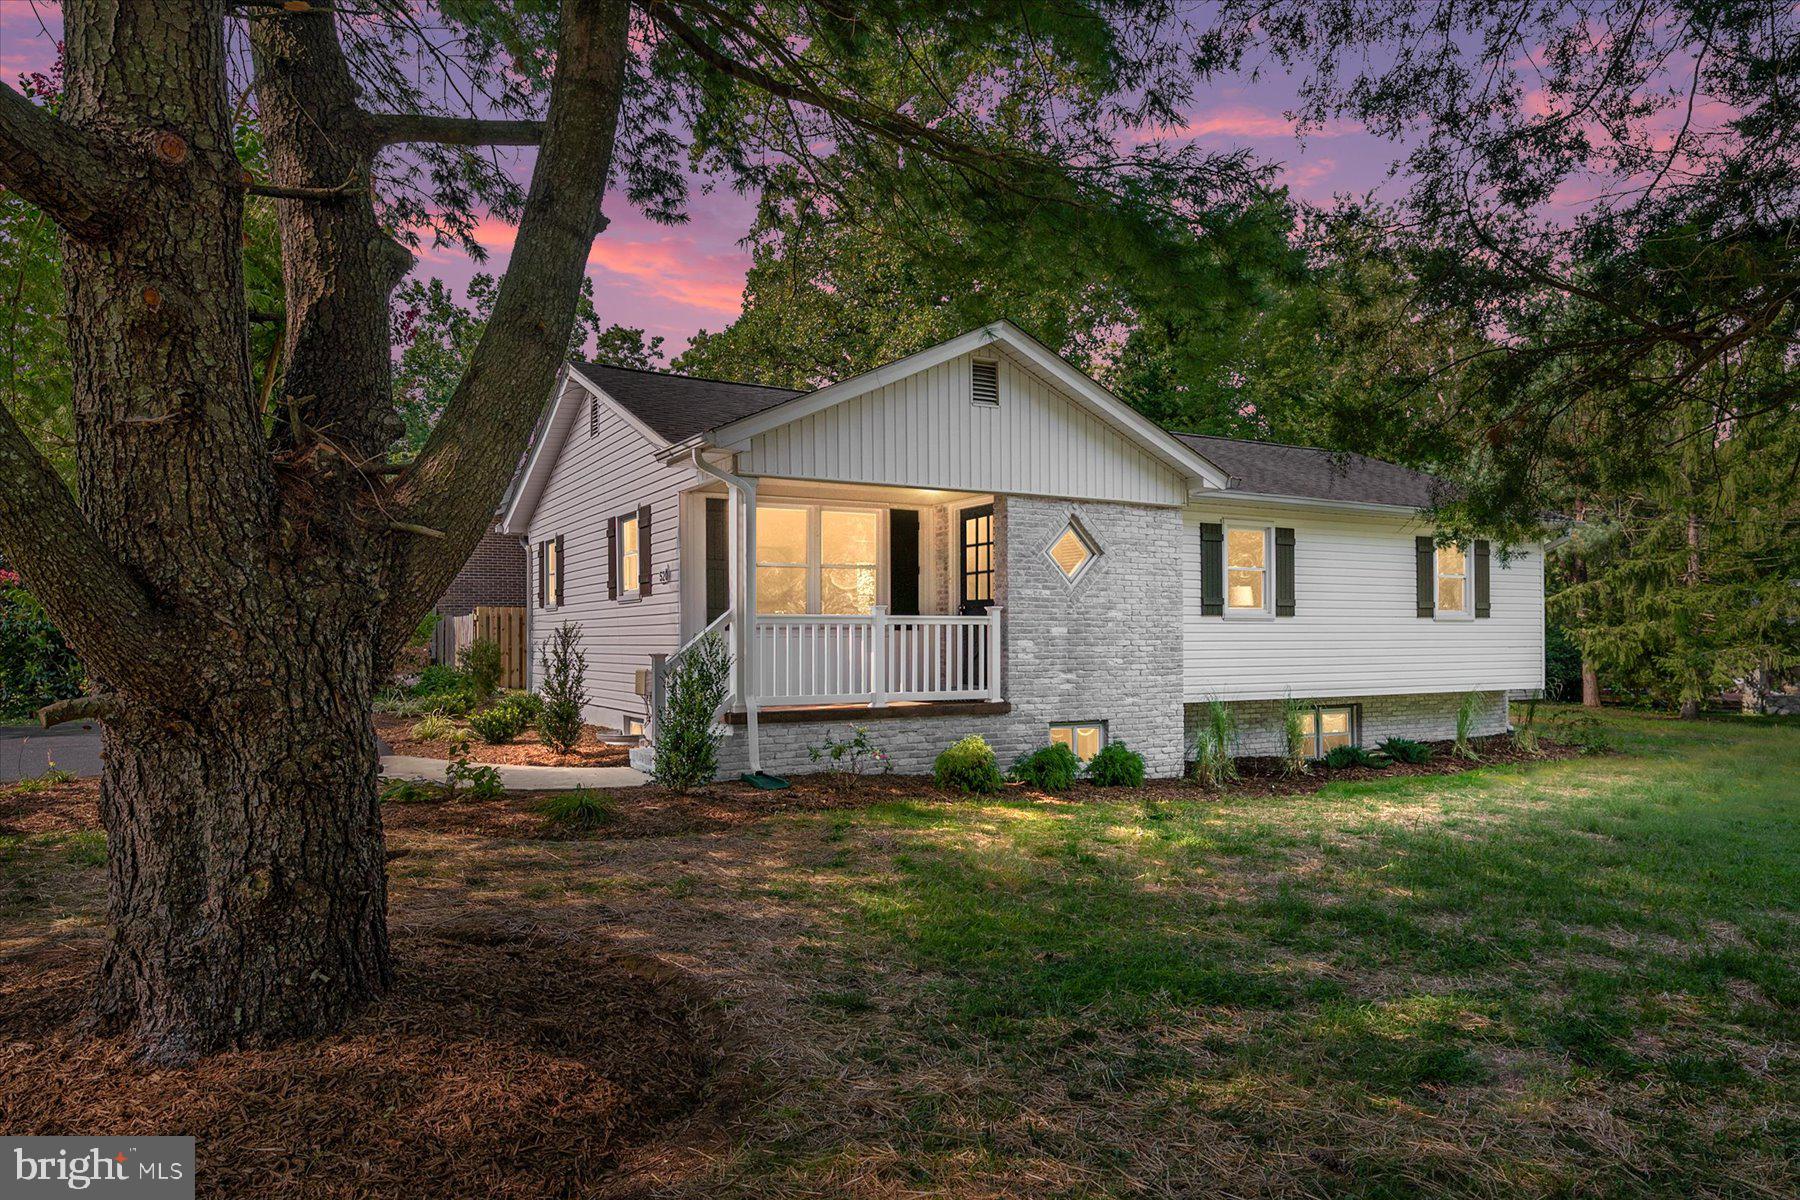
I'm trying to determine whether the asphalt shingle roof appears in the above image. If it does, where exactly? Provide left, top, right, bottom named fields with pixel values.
left=569, top=361, right=802, bottom=445
left=1174, top=433, right=1449, bottom=508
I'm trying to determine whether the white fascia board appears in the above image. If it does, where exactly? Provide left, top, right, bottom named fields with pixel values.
left=1189, top=489, right=1436, bottom=518
left=499, top=366, right=674, bottom=535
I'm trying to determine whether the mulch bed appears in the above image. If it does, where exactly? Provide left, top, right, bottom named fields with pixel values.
left=0, top=920, right=731, bottom=1199
left=0, top=776, right=100, bottom=837
left=1166, top=733, right=1582, bottom=801
left=374, top=714, right=633, bottom=768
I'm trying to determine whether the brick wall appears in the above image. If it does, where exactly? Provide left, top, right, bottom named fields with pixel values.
left=433, top=529, right=526, bottom=617
left=1184, top=690, right=1511, bottom=759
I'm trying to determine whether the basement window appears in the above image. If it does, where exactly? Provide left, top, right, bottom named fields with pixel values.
left=1300, top=705, right=1359, bottom=759
left=1050, top=722, right=1106, bottom=762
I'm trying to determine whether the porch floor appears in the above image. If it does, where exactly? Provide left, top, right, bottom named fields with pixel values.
left=724, top=700, right=1011, bottom=725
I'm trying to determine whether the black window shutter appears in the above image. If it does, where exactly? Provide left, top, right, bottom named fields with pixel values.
left=889, top=509, right=920, bottom=615
left=536, top=541, right=545, bottom=607
left=554, top=534, right=565, bottom=606
left=606, top=517, right=618, bottom=600
left=637, top=504, right=653, bottom=596
left=1275, top=527, right=1296, bottom=617
left=704, top=498, right=730, bottom=623
left=1200, top=523, right=1224, bottom=615
left=1474, top=539, right=1491, bottom=618
left=1415, top=536, right=1435, bottom=617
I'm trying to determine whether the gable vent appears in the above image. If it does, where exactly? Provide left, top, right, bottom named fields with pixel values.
left=970, top=359, right=1000, bottom=405
left=588, top=396, right=600, bottom=437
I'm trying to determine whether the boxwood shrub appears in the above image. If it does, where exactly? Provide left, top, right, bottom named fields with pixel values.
left=933, top=735, right=1004, bottom=794
left=1085, top=742, right=1146, bottom=787
left=1010, top=743, right=1081, bottom=791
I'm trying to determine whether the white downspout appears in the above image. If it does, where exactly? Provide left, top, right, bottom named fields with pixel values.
left=689, top=448, right=760, bottom=774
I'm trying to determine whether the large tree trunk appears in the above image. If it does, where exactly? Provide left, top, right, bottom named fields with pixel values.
left=94, top=618, right=389, bottom=1060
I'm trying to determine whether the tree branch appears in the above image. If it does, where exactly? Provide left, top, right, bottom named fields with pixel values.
left=383, top=0, right=630, bottom=654
left=39, top=694, right=120, bottom=728
left=364, top=112, right=546, bottom=147
left=0, top=82, right=123, bottom=241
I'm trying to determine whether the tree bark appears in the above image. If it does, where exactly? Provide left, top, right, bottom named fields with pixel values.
left=1679, top=509, right=1703, bottom=719
left=1568, top=549, right=1602, bottom=708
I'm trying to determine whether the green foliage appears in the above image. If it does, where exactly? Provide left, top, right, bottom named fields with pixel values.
left=535, top=622, right=588, bottom=755
left=496, top=690, right=543, bottom=724
left=6, top=763, right=77, bottom=794
left=1085, top=742, right=1147, bottom=788
left=1545, top=623, right=1584, bottom=703
left=444, top=755, right=502, bottom=800
left=1009, top=743, right=1082, bottom=792
left=651, top=631, right=733, bottom=791
left=1512, top=701, right=1542, bottom=756
left=1190, top=698, right=1239, bottom=788
left=414, top=664, right=470, bottom=696
left=1549, top=712, right=1615, bottom=756
left=538, top=788, right=617, bottom=831
left=409, top=713, right=457, bottom=743
left=379, top=778, right=441, bottom=805
left=1280, top=695, right=1311, bottom=776
left=467, top=705, right=524, bottom=745
left=933, top=735, right=1004, bottom=795
left=1379, top=737, right=1434, bottom=765
left=458, top=637, right=502, bottom=701
left=1324, top=745, right=1385, bottom=770
left=807, top=725, right=891, bottom=777
left=1454, top=693, right=1483, bottom=761
left=0, top=582, right=84, bottom=721
left=408, top=611, right=441, bottom=649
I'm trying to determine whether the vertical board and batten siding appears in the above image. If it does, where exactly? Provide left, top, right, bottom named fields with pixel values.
left=1181, top=500, right=1545, bottom=702
left=735, top=350, right=1189, bottom=506
left=524, top=381, right=687, bottom=728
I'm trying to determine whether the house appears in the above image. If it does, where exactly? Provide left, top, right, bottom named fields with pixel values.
left=499, top=322, right=1544, bottom=777
left=433, top=524, right=527, bottom=621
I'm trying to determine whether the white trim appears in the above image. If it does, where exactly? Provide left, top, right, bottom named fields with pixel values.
left=1434, top=542, right=1473, bottom=619
left=1194, top=490, right=1433, bottom=517
left=501, top=366, right=674, bottom=535
left=1222, top=523, right=1274, bottom=618
left=708, top=321, right=1232, bottom=491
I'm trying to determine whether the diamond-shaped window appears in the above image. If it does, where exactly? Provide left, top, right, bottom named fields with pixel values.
left=1047, top=523, right=1097, bottom=581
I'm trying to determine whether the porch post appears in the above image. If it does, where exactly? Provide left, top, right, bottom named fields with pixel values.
left=869, top=605, right=888, bottom=707
left=986, top=605, right=1004, bottom=701
left=690, top=449, right=761, bottom=774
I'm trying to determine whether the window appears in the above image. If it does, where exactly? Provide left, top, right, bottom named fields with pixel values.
left=541, top=537, right=562, bottom=608
left=1299, top=705, right=1358, bottom=758
left=971, top=359, right=999, bottom=405
left=617, top=513, right=640, bottom=597
left=624, top=715, right=646, bottom=737
left=1049, top=722, right=1106, bottom=762
left=1226, top=526, right=1270, bottom=613
left=1047, top=521, right=1097, bottom=582
left=1436, top=543, right=1469, bottom=616
left=756, top=503, right=883, bottom=615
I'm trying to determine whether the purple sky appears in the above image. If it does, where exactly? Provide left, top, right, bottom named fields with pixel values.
left=2, top=3, right=1410, bottom=354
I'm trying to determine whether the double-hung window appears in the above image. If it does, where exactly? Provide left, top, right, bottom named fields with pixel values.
left=1226, top=526, right=1271, bottom=614
left=617, top=513, right=641, bottom=598
left=1436, top=543, right=1470, bottom=617
left=755, top=504, right=882, bottom=615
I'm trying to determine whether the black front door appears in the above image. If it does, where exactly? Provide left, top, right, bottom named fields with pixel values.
left=959, top=504, right=995, bottom=615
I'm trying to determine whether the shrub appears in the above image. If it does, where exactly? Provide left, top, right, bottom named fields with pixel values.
left=415, top=663, right=468, bottom=696
left=808, top=725, right=891, bottom=777
left=1010, top=743, right=1081, bottom=792
left=1086, top=742, right=1146, bottom=787
left=1550, top=711, right=1614, bottom=754
left=1512, top=698, right=1542, bottom=755
left=0, top=583, right=84, bottom=721
left=380, top=777, right=442, bottom=804
left=458, top=637, right=502, bottom=700
left=1280, top=695, right=1311, bottom=776
left=1190, top=698, right=1238, bottom=788
left=538, top=787, right=617, bottom=830
left=409, top=611, right=441, bottom=649
left=1545, top=623, right=1583, bottom=702
left=442, top=727, right=474, bottom=750
left=1324, top=744, right=1385, bottom=770
left=652, top=631, right=733, bottom=790
left=536, top=622, right=588, bottom=754
left=409, top=713, right=457, bottom=742
left=1454, top=692, right=1484, bottom=761
left=468, top=705, right=524, bottom=745
left=1378, top=737, right=1434, bottom=765
left=445, top=756, right=502, bottom=799
left=933, top=735, right=1004, bottom=794
left=497, top=690, right=543, bottom=723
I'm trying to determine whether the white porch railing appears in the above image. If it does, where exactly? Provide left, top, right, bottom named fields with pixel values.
left=750, top=606, right=1002, bottom=706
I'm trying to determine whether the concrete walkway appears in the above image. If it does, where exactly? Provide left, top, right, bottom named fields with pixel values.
left=380, top=754, right=648, bottom=790
left=0, top=722, right=104, bottom=783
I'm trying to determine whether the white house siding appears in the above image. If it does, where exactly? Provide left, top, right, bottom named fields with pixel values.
left=1185, top=691, right=1511, bottom=759
left=718, top=493, right=1188, bottom=779
left=735, top=349, right=1189, bottom=505
left=523, top=380, right=687, bottom=730
left=1181, top=499, right=1545, bottom=703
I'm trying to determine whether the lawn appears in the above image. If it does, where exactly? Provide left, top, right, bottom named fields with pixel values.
left=3, top=707, right=1795, bottom=1198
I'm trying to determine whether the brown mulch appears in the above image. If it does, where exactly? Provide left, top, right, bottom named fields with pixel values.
left=0, top=920, right=733, bottom=1199
left=375, top=714, right=632, bottom=768
left=0, top=776, right=100, bottom=837
left=1167, top=733, right=1582, bottom=801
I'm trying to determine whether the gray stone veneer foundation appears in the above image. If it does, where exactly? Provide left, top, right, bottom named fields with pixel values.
left=717, top=494, right=1188, bottom=779
left=1183, top=690, right=1511, bottom=760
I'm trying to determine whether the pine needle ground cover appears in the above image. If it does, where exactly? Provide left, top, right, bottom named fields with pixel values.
left=2, top=706, right=1794, bottom=1198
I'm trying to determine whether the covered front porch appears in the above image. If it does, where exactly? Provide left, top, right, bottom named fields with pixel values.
left=673, top=475, right=1007, bottom=712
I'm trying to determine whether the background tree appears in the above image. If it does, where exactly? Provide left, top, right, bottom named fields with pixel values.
left=0, top=0, right=1271, bottom=1060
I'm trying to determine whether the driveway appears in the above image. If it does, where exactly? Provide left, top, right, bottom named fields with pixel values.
left=0, top=721, right=104, bottom=783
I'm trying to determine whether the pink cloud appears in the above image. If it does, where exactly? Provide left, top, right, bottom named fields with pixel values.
left=587, top=236, right=746, bottom=315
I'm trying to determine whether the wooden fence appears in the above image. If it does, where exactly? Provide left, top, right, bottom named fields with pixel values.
left=430, top=605, right=527, bottom=690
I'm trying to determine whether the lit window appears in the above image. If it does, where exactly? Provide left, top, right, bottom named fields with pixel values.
left=624, top=715, right=646, bottom=737
left=755, top=505, right=809, bottom=614
left=1226, top=527, right=1269, bottom=612
left=820, top=508, right=879, bottom=614
left=618, top=514, right=640, bottom=595
left=1047, top=522, right=1096, bottom=582
left=755, top=504, right=882, bottom=615
left=1049, top=722, right=1105, bottom=762
left=1299, top=705, right=1358, bottom=758
left=543, top=538, right=561, bottom=607
left=1436, top=543, right=1468, bottom=615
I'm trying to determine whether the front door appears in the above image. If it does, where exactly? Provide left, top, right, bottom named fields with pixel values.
left=959, top=504, right=995, bottom=615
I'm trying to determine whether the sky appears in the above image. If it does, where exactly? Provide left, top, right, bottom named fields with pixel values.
left=0, top=2, right=1412, bottom=356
